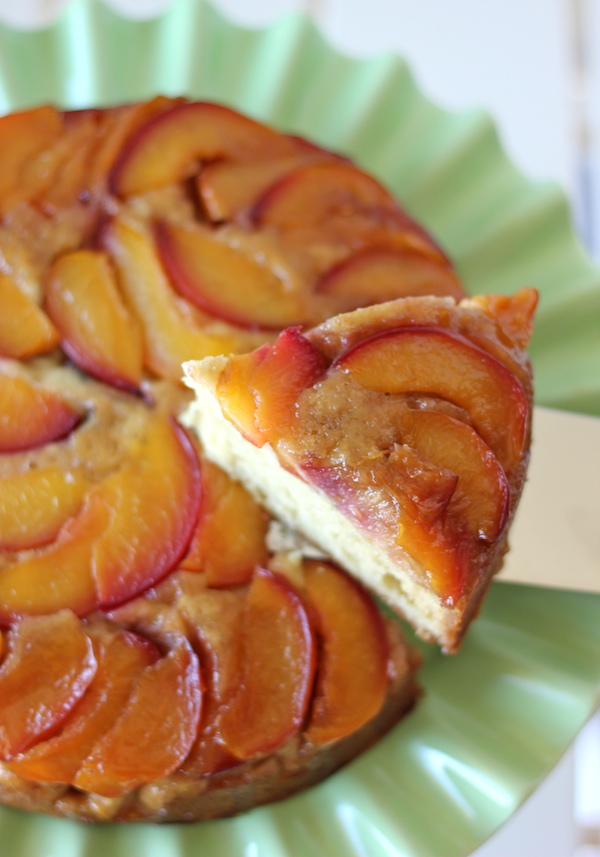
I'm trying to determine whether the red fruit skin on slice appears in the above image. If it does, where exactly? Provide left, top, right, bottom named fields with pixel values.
left=252, top=327, right=327, bottom=440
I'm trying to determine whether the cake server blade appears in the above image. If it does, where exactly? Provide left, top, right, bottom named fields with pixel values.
left=495, top=406, right=600, bottom=593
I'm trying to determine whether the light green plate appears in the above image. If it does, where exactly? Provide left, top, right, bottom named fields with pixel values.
left=0, top=2, right=598, bottom=856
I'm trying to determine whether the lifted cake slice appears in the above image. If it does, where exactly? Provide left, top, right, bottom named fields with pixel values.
left=183, top=290, right=537, bottom=653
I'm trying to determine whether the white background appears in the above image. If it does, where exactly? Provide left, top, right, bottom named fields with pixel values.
left=0, top=1, right=598, bottom=855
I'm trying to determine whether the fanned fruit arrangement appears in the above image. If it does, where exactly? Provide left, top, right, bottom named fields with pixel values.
left=0, top=96, right=534, bottom=823
left=184, top=288, right=536, bottom=654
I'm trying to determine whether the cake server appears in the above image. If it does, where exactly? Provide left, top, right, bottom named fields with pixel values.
left=495, top=406, right=600, bottom=593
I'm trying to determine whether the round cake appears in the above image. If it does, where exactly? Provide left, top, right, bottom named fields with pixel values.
left=0, top=97, right=479, bottom=822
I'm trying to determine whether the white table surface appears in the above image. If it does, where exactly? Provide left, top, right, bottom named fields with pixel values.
left=0, top=1, right=598, bottom=855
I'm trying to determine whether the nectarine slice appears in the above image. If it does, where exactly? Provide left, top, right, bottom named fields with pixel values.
left=219, top=568, right=316, bottom=759
left=398, top=514, right=471, bottom=606
left=181, top=459, right=269, bottom=587
left=7, top=630, right=160, bottom=783
left=73, top=638, right=202, bottom=797
left=0, top=492, right=108, bottom=622
left=177, top=586, right=245, bottom=706
left=0, top=611, right=96, bottom=758
left=251, top=327, right=327, bottom=441
left=0, top=106, right=62, bottom=211
left=252, top=162, right=401, bottom=228
left=38, top=110, right=103, bottom=212
left=317, top=247, right=465, bottom=309
left=0, top=274, right=59, bottom=359
left=303, top=561, right=389, bottom=745
left=215, top=344, right=270, bottom=447
left=399, top=409, right=510, bottom=541
left=105, top=217, right=250, bottom=381
left=338, top=326, right=529, bottom=475
left=0, top=372, right=82, bottom=453
left=198, top=154, right=329, bottom=222
left=88, top=97, right=184, bottom=190
left=155, top=220, right=305, bottom=330
left=0, top=466, right=89, bottom=551
left=91, top=417, right=202, bottom=607
left=216, top=329, right=326, bottom=447
left=110, top=101, right=297, bottom=198
left=45, top=250, right=144, bottom=392
left=0, top=417, right=200, bottom=619
left=178, top=587, right=244, bottom=776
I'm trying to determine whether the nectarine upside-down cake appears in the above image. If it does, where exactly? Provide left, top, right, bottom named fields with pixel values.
left=0, top=96, right=534, bottom=823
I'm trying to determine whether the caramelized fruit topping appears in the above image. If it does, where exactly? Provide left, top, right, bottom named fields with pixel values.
left=0, top=97, right=534, bottom=803
left=0, top=611, right=96, bottom=759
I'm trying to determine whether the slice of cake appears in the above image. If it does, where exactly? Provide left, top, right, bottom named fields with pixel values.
left=183, top=289, right=537, bottom=653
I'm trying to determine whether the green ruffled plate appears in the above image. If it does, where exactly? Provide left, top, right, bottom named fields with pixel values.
left=0, top=2, right=598, bottom=856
